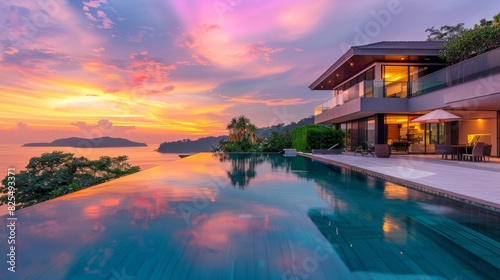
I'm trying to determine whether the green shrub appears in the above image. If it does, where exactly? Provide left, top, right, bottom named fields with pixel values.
left=0, top=151, right=140, bottom=209
left=262, top=131, right=292, bottom=152
left=291, top=125, right=345, bottom=152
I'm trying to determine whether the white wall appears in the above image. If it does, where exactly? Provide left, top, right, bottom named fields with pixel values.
left=458, top=112, right=497, bottom=156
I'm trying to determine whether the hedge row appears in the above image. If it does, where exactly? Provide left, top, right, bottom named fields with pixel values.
left=291, top=125, right=344, bottom=152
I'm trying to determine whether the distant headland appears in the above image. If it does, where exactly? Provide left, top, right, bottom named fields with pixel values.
left=23, top=137, right=148, bottom=148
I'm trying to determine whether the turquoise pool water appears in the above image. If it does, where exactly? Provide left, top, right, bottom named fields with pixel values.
left=1, top=153, right=499, bottom=279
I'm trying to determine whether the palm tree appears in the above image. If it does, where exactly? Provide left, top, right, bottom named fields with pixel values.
left=224, top=115, right=258, bottom=151
left=227, top=117, right=238, bottom=142
left=236, top=115, right=250, bottom=142
left=247, top=123, right=257, bottom=144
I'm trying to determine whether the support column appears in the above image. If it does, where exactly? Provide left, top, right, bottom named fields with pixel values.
left=374, top=114, right=385, bottom=144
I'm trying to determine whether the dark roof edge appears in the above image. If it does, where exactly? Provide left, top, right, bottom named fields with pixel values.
left=309, top=41, right=445, bottom=90
left=309, top=48, right=355, bottom=90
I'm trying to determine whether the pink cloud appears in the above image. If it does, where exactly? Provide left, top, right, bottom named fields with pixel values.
left=192, top=54, right=209, bottom=66
left=17, top=122, right=29, bottom=130
left=92, top=47, right=105, bottom=56
left=203, top=23, right=222, bottom=32
left=83, top=0, right=107, bottom=8
left=176, top=23, right=222, bottom=49
left=128, top=31, right=145, bottom=43
left=142, top=85, right=176, bottom=95
left=236, top=41, right=285, bottom=64
left=71, top=119, right=135, bottom=134
left=5, top=47, right=19, bottom=55
left=85, top=12, right=98, bottom=21
left=96, top=10, right=114, bottom=29
left=176, top=61, right=191, bottom=66
left=127, top=51, right=177, bottom=93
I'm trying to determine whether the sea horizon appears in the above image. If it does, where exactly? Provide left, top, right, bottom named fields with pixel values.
left=0, top=143, right=182, bottom=216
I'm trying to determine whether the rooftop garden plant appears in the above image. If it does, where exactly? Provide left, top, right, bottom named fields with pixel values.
left=427, top=12, right=500, bottom=64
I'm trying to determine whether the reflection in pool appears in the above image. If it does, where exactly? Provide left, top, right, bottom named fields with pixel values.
left=1, top=153, right=499, bottom=279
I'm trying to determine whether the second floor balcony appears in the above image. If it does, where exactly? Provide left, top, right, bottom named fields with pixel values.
left=314, top=46, right=500, bottom=122
left=314, top=80, right=408, bottom=116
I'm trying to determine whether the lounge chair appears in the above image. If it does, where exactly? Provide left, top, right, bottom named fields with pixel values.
left=462, top=142, right=485, bottom=162
left=328, top=143, right=339, bottom=150
left=312, top=143, right=342, bottom=154
left=374, top=144, right=391, bottom=158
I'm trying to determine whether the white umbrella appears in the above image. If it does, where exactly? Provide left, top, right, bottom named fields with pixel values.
left=412, top=109, right=461, bottom=123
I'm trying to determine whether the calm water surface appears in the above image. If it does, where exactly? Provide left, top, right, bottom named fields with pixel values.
left=0, top=153, right=499, bottom=279
left=0, top=144, right=180, bottom=216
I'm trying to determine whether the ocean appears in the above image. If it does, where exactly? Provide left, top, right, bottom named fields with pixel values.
left=0, top=144, right=182, bottom=215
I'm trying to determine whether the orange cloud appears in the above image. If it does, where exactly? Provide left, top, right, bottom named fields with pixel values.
left=229, top=96, right=310, bottom=106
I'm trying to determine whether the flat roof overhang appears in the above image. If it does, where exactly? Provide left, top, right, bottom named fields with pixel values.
left=310, top=42, right=445, bottom=91
left=315, top=97, right=409, bottom=124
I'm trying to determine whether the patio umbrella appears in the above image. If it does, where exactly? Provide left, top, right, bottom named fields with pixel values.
left=412, top=109, right=461, bottom=123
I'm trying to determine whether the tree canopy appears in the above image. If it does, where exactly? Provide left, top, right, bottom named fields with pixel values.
left=1, top=151, right=140, bottom=209
left=426, top=12, right=500, bottom=64
left=219, top=115, right=260, bottom=152
left=425, top=23, right=466, bottom=42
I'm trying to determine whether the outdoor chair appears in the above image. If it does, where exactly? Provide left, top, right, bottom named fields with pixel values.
left=435, top=144, right=458, bottom=160
left=482, top=144, right=492, bottom=161
left=365, top=145, right=375, bottom=157
left=374, top=144, right=392, bottom=158
left=353, top=146, right=364, bottom=156
left=462, top=142, right=485, bottom=162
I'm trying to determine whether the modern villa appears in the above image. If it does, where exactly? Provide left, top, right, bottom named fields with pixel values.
left=310, top=41, right=500, bottom=156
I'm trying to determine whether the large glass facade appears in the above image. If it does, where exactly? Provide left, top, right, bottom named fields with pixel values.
left=384, top=115, right=427, bottom=153
left=382, top=65, right=444, bottom=99
left=339, top=113, right=496, bottom=155
left=341, top=117, right=376, bottom=151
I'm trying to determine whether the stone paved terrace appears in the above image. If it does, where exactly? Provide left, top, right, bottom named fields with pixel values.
left=303, top=153, right=500, bottom=212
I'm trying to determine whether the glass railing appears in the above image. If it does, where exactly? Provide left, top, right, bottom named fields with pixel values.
left=314, top=98, right=333, bottom=116
left=314, top=80, right=408, bottom=115
left=410, top=47, right=500, bottom=97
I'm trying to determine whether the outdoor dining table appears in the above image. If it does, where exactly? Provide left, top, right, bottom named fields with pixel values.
left=451, top=144, right=474, bottom=160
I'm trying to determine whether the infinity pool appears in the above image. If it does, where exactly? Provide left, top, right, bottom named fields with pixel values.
left=2, top=153, right=499, bottom=279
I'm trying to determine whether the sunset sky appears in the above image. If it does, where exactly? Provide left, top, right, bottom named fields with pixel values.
left=1, top=0, right=499, bottom=144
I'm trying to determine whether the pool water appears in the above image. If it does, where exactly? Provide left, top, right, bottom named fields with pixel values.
left=1, top=153, right=499, bottom=279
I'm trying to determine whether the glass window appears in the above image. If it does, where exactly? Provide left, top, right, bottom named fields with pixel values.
left=383, top=66, right=409, bottom=82
left=382, top=66, right=409, bottom=98
left=335, top=67, right=375, bottom=92
left=367, top=118, right=375, bottom=146
left=366, top=67, right=375, bottom=80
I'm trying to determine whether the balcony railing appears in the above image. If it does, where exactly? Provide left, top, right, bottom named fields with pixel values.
left=410, top=47, right=500, bottom=97
left=314, top=80, right=408, bottom=116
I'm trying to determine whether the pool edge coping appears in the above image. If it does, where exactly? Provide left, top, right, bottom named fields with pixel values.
left=302, top=153, right=500, bottom=214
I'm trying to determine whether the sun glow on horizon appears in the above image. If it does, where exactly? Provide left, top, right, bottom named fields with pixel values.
left=1, top=0, right=496, bottom=143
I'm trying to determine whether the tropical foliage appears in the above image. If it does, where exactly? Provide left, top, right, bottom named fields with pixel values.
left=425, top=23, right=466, bottom=42
left=216, top=115, right=332, bottom=153
left=291, top=125, right=345, bottom=152
left=218, top=115, right=260, bottom=152
left=427, top=12, right=500, bottom=64
left=0, top=151, right=140, bottom=209
left=261, top=131, right=292, bottom=152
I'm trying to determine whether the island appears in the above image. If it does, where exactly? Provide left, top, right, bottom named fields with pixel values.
left=23, top=137, right=148, bottom=148
left=157, top=136, right=226, bottom=153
